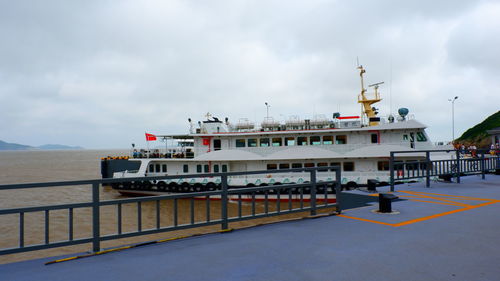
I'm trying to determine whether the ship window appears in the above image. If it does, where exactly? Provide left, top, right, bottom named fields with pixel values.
left=323, top=135, right=333, bottom=145
left=310, top=136, right=321, bottom=145
left=196, top=164, right=202, bottom=173
left=292, top=163, right=303, bottom=169
left=248, top=139, right=257, bottom=147
left=394, top=161, right=404, bottom=171
left=297, top=136, right=308, bottom=146
left=304, top=163, right=315, bottom=168
left=343, top=162, right=355, bottom=171
left=162, top=164, right=167, bottom=173
left=267, top=164, right=277, bottom=170
left=213, top=164, right=219, bottom=173
left=336, top=135, right=347, bottom=144
left=403, top=134, right=408, bottom=141
left=285, top=137, right=295, bottom=146
left=183, top=164, right=189, bottom=173
left=149, top=164, right=154, bottom=173
left=378, top=161, right=389, bottom=171
left=213, top=139, right=221, bottom=151
left=236, top=139, right=246, bottom=147
left=371, top=133, right=378, bottom=144
left=330, top=162, right=341, bottom=171
left=260, top=138, right=270, bottom=147
left=279, top=163, right=290, bottom=169
left=317, top=162, right=328, bottom=172
left=416, top=132, right=427, bottom=142
left=405, top=161, right=419, bottom=170
left=155, top=164, right=160, bottom=173
left=204, top=164, right=209, bottom=173
left=222, top=164, right=228, bottom=172
left=272, top=138, right=282, bottom=146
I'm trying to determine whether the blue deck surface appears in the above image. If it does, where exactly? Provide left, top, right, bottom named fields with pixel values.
left=2, top=175, right=499, bottom=281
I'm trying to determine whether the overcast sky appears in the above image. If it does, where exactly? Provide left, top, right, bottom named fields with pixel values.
left=1, top=0, right=499, bottom=149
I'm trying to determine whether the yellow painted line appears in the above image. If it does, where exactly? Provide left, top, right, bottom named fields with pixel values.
left=337, top=190, right=500, bottom=227
left=401, top=190, right=496, bottom=201
left=408, top=199, right=465, bottom=206
left=392, top=201, right=499, bottom=227
left=397, top=191, right=472, bottom=207
left=336, top=214, right=395, bottom=226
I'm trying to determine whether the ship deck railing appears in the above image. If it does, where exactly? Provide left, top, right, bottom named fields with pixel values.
left=0, top=167, right=341, bottom=256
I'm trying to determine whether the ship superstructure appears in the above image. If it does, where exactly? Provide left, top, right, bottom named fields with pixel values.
left=102, top=66, right=436, bottom=194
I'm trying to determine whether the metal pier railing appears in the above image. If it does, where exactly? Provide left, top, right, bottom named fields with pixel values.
left=0, top=167, right=341, bottom=256
left=390, top=149, right=500, bottom=191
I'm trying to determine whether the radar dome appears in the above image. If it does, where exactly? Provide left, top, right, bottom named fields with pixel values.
left=398, top=108, right=409, bottom=117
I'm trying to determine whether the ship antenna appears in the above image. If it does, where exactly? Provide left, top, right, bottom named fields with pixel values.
left=390, top=58, right=393, bottom=114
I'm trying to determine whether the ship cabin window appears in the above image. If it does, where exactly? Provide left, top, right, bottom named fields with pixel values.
left=323, top=135, right=333, bottom=145
left=304, top=163, right=315, bottom=168
left=317, top=162, right=328, bottom=172
left=204, top=164, right=209, bottom=173
left=222, top=164, right=228, bottom=172
left=162, top=164, right=167, bottom=173
left=196, top=164, right=202, bottom=173
left=416, top=132, right=427, bottom=142
left=248, top=139, right=257, bottom=147
left=310, top=136, right=321, bottom=145
left=149, top=164, right=154, bottom=173
left=330, top=162, right=341, bottom=171
left=403, top=134, right=408, bottom=141
left=292, top=163, right=303, bottom=169
left=378, top=161, right=390, bottom=171
left=183, top=164, right=189, bottom=173
left=272, top=138, right=282, bottom=146
left=371, top=133, right=379, bottom=144
left=213, top=139, right=221, bottom=151
left=405, top=161, right=419, bottom=170
left=343, top=162, right=355, bottom=171
left=297, top=136, right=308, bottom=146
left=394, top=161, right=404, bottom=171
left=336, top=135, right=347, bottom=144
left=213, top=164, right=219, bottom=173
left=279, top=163, right=290, bottom=169
left=285, top=137, right=295, bottom=146
left=155, top=164, right=160, bottom=173
left=236, top=139, right=246, bottom=147
left=267, top=164, right=277, bottom=170
left=260, top=138, right=270, bottom=147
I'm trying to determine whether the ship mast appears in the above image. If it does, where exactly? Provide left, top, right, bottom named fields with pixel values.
left=357, top=65, right=382, bottom=126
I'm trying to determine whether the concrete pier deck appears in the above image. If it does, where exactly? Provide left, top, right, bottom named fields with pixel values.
left=2, top=175, right=499, bottom=281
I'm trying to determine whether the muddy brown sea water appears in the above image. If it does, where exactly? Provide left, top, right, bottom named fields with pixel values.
left=0, top=150, right=331, bottom=264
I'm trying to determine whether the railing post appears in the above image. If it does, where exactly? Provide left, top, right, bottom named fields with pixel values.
left=335, top=167, right=342, bottom=214
left=481, top=151, right=485, bottom=180
left=455, top=150, right=461, bottom=184
left=310, top=170, right=317, bottom=216
left=389, top=152, right=395, bottom=192
left=92, top=183, right=100, bottom=253
left=221, top=174, right=229, bottom=230
left=426, top=151, right=430, bottom=188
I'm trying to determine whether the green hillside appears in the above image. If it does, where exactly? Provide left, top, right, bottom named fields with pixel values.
left=456, top=111, right=500, bottom=147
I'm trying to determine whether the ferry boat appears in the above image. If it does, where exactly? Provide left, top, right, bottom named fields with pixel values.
left=101, top=66, right=437, bottom=197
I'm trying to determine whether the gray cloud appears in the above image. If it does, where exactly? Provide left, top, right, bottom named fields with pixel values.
left=0, top=0, right=498, bottom=148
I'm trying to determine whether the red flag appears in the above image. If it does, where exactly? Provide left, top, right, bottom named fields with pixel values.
left=145, top=133, right=157, bottom=141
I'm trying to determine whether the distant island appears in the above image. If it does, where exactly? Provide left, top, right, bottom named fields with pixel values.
left=0, top=140, right=83, bottom=151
